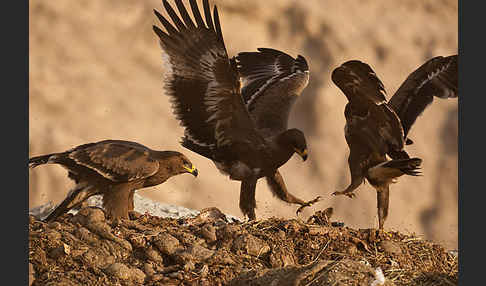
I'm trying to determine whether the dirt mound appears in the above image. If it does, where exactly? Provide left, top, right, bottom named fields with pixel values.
left=29, top=207, right=457, bottom=285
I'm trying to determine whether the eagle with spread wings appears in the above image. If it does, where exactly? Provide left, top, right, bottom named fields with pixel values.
left=331, top=55, right=458, bottom=229
left=152, top=0, right=320, bottom=220
left=29, top=140, right=198, bottom=222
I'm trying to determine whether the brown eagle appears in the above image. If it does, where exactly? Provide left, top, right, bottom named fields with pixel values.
left=331, top=55, right=458, bottom=229
left=152, top=0, right=319, bottom=220
left=29, top=140, right=198, bottom=222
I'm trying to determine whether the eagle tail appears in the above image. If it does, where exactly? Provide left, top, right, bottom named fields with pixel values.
left=382, top=157, right=422, bottom=176
left=44, top=184, right=95, bottom=222
left=29, top=154, right=55, bottom=169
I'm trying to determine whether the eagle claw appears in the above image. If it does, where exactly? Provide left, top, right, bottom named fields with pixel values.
left=296, top=196, right=322, bottom=215
left=332, top=191, right=356, bottom=199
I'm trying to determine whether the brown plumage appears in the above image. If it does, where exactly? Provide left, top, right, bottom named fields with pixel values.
left=331, top=55, right=458, bottom=229
left=236, top=48, right=321, bottom=215
left=29, top=140, right=198, bottom=222
left=152, top=0, right=313, bottom=220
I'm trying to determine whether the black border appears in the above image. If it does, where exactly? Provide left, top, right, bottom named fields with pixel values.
left=5, top=0, right=29, bottom=284
left=458, top=0, right=478, bottom=284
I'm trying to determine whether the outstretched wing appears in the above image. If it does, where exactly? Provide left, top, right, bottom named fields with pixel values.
left=153, top=0, right=258, bottom=155
left=388, top=55, right=458, bottom=139
left=68, top=140, right=159, bottom=182
left=331, top=60, right=387, bottom=105
left=235, top=48, right=309, bottom=137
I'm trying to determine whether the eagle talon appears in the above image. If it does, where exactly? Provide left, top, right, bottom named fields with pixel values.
left=377, top=228, right=393, bottom=239
left=332, top=191, right=356, bottom=198
left=296, top=196, right=322, bottom=215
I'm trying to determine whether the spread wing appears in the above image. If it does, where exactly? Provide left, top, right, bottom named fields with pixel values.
left=153, top=0, right=259, bottom=155
left=68, top=140, right=159, bottom=182
left=388, top=55, right=458, bottom=139
left=235, top=48, right=309, bottom=137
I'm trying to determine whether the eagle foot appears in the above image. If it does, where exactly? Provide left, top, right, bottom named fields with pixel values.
left=332, top=191, right=356, bottom=198
left=296, top=196, right=322, bottom=215
left=377, top=228, right=393, bottom=239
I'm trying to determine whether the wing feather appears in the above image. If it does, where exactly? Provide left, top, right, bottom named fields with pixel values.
left=68, top=140, right=159, bottom=182
left=175, top=0, right=196, bottom=29
left=163, top=0, right=187, bottom=31
left=388, top=55, right=458, bottom=138
left=153, top=0, right=260, bottom=156
left=236, top=48, right=309, bottom=137
left=189, top=0, right=205, bottom=28
left=331, top=60, right=387, bottom=105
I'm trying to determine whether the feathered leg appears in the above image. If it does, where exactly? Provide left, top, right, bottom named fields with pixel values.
left=265, top=170, right=321, bottom=215
left=376, top=185, right=390, bottom=230
left=240, top=178, right=257, bottom=220
left=102, top=186, right=132, bottom=220
left=333, top=152, right=365, bottom=198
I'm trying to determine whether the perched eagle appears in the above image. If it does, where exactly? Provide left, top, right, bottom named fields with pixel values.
left=29, top=140, right=198, bottom=222
left=152, top=0, right=319, bottom=220
left=331, top=55, right=458, bottom=229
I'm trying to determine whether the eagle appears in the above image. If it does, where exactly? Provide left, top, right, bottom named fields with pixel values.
left=152, top=0, right=319, bottom=220
left=331, top=55, right=458, bottom=229
left=29, top=140, right=198, bottom=222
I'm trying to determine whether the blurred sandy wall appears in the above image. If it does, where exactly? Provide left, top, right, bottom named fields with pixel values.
left=29, top=0, right=458, bottom=249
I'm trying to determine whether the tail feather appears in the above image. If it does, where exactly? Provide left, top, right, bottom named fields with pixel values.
left=29, top=154, right=54, bottom=169
left=44, top=184, right=95, bottom=222
left=382, top=157, right=422, bottom=176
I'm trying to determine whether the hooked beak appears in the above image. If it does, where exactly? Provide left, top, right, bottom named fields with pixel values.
left=184, top=164, right=198, bottom=177
left=295, top=148, right=308, bottom=162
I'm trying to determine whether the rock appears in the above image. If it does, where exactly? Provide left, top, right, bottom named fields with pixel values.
left=154, top=232, right=181, bottom=255
left=82, top=249, right=116, bottom=269
left=48, top=243, right=70, bottom=259
left=145, top=246, right=164, bottom=263
left=189, top=207, right=227, bottom=225
left=104, top=263, right=146, bottom=283
left=200, top=224, right=217, bottom=243
left=175, top=244, right=215, bottom=264
left=379, top=241, right=403, bottom=255
left=105, top=263, right=131, bottom=280
left=131, top=267, right=146, bottom=284
left=144, top=262, right=156, bottom=277
left=232, top=234, right=270, bottom=257
left=72, top=207, right=106, bottom=225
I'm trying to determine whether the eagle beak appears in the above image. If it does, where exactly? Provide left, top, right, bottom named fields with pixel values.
left=184, top=164, right=198, bottom=177
left=295, top=148, right=308, bottom=162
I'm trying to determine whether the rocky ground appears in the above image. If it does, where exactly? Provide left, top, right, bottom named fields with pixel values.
left=29, top=196, right=457, bottom=285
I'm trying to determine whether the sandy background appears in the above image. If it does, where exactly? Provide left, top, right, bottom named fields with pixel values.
left=29, top=0, right=458, bottom=249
